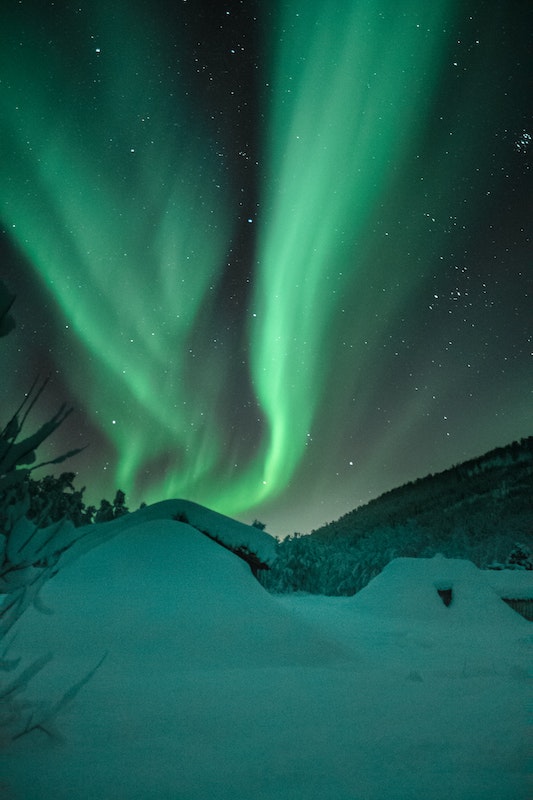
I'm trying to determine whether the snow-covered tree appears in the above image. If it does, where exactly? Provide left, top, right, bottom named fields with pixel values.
left=0, top=283, right=103, bottom=741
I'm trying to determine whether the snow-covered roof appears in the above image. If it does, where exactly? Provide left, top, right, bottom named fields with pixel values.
left=483, top=568, right=533, bottom=599
left=350, top=554, right=532, bottom=626
left=61, top=498, right=277, bottom=569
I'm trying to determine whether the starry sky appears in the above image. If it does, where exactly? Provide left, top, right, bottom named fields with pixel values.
left=1, top=0, right=531, bottom=536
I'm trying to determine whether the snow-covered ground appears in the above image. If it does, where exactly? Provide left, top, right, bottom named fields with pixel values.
left=0, top=507, right=531, bottom=800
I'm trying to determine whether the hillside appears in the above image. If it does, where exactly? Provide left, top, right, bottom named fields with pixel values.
left=260, top=436, right=533, bottom=595
left=311, top=436, right=533, bottom=542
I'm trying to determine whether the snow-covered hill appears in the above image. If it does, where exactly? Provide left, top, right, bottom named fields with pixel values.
left=0, top=512, right=530, bottom=800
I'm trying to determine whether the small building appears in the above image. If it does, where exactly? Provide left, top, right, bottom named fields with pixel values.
left=351, top=554, right=533, bottom=626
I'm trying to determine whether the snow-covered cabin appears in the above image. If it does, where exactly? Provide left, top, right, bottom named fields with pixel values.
left=61, top=498, right=278, bottom=577
left=351, top=554, right=533, bottom=625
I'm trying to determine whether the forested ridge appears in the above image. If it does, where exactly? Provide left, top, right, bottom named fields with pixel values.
left=260, top=437, right=533, bottom=595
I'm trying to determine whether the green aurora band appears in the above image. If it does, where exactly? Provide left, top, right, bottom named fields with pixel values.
left=6, top=0, right=521, bottom=522
left=1, top=1, right=238, bottom=503
left=249, top=0, right=456, bottom=502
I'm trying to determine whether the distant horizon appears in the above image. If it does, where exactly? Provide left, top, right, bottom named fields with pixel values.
left=27, top=430, right=531, bottom=540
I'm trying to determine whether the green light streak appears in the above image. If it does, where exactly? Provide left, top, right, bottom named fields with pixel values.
left=0, top=0, right=463, bottom=519
left=0, top=2, right=236, bottom=499
left=250, top=0, right=456, bottom=501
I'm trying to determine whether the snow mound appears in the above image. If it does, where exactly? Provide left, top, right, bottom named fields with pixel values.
left=11, top=519, right=348, bottom=684
left=351, top=554, right=531, bottom=625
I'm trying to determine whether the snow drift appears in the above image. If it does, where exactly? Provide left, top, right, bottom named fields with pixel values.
left=11, top=518, right=347, bottom=678
left=0, top=512, right=530, bottom=800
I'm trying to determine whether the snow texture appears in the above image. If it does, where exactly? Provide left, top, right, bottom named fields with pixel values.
left=349, top=553, right=531, bottom=624
left=483, top=569, right=533, bottom=599
left=60, top=498, right=278, bottom=569
left=0, top=512, right=531, bottom=800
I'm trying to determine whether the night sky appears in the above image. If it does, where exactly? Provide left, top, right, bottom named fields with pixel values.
left=1, top=0, right=531, bottom=536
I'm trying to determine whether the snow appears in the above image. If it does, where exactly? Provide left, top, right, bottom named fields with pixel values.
left=483, top=568, right=533, bottom=599
left=1, top=513, right=531, bottom=800
left=60, top=498, right=278, bottom=568
left=348, top=553, right=531, bottom=624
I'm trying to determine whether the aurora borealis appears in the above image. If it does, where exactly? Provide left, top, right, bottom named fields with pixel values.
left=1, top=0, right=531, bottom=534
